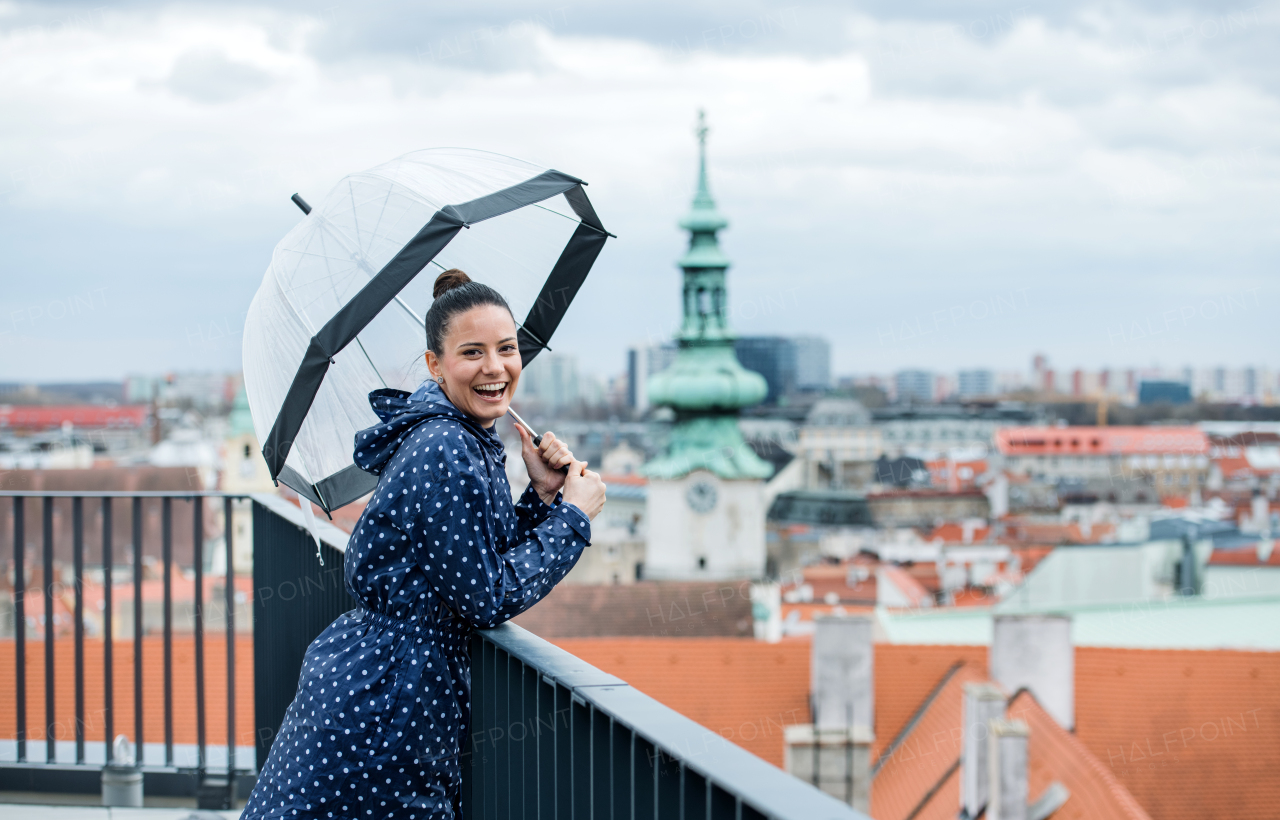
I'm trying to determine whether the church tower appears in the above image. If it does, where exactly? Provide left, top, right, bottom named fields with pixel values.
left=643, top=112, right=772, bottom=580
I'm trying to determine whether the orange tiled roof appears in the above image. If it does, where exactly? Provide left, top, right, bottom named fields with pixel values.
left=0, top=636, right=255, bottom=749
left=872, top=644, right=988, bottom=761
left=1008, top=544, right=1055, bottom=573
left=1207, top=547, right=1280, bottom=567
left=1074, top=647, right=1280, bottom=820
left=996, top=426, right=1209, bottom=456
left=924, top=521, right=993, bottom=544
left=871, top=667, right=1153, bottom=820
left=878, top=565, right=932, bottom=607
left=1002, top=520, right=1115, bottom=545
left=1013, top=692, right=1153, bottom=820
left=550, top=637, right=809, bottom=766
left=869, top=664, right=986, bottom=820
left=0, top=405, right=149, bottom=430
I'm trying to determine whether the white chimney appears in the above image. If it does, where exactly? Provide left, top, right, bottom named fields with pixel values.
left=812, top=615, right=874, bottom=730
left=1251, top=491, right=1271, bottom=536
left=990, top=615, right=1074, bottom=729
left=961, top=683, right=1006, bottom=818
left=784, top=615, right=875, bottom=811
left=987, top=719, right=1030, bottom=820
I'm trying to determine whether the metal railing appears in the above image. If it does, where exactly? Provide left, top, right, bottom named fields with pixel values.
left=0, top=491, right=255, bottom=801
left=4, top=489, right=867, bottom=818
left=463, top=625, right=866, bottom=820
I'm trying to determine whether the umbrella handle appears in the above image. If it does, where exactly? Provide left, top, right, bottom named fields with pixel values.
left=508, top=409, right=570, bottom=474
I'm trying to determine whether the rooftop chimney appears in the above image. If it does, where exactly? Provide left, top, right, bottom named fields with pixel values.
left=987, top=719, right=1030, bottom=820
left=961, top=683, right=1006, bottom=818
left=785, top=615, right=874, bottom=811
left=812, top=615, right=873, bottom=730
left=990, top=614, right=1073, bottom=729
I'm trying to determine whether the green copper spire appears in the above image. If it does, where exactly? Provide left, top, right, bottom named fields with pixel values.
left=229, top=385, right=256, bottom=437
left=644, top=111, right=771, bottom=481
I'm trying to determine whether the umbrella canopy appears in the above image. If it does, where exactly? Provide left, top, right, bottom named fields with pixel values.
left=242, top=148, right=611, bottom=514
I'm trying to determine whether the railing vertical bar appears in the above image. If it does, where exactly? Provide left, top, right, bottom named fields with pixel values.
left=593, top=707, right=612, bottom=818
left=538, top=675, right=556, bottom=820
left=225, top=496, right=236, bottom=775
left=73, top=496, right=85, bottom=763
left=14, top=496, right=27, bottom=763
left=680, top=763, right=687, bottom=820
left=612, top=716, right=630, bottom=820
left=163, top=495, right=174, bottom=766
left=102, top=498, right=114, bottom=762
left=555, top=683, right=571, bottom=819
left=131, top=496, right=142, bottom=762
left=482, top=639, right=497, bottom=820
left=42, top=496, right=55, bottom=763
left=572, top=695, right=592, bottom=819
left=495, top=647, right=510, bottom=820
left=522, top=662, right=538, bottom=820
left=193, top=497, right=207, bottom=772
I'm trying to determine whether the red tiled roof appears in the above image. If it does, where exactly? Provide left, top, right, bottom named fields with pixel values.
left=0, top=636, right=255, bottom=749
left=531, top=638, right=1280, bottom=820
left=1074, top=647, right=1280, bottom=820
left=925, top=521, right=992, bottom=544
left=783, top=563, right=877, bottom=605
left=1008, top=545, right=1055, bottom=572
left=996, top=426, right=1209, bottom=456
left=0, top=405, right=149, bottom=430
left=1001, top=520, right=1115, bottom=545
left=1014, top=692, right=1153, bottom=820
left=924, top=460, right=988, bottom=490
left=872, top=667, right=1153, bottom=820
left=869, top=664, right=986, bottom=820
left=549, top=637, right=809, bottom=766
left=879, top=565, right=932, bottom=607
left=1207, top=547, right=1280, bottom=567
left=873, top=644, right=988, bottom=761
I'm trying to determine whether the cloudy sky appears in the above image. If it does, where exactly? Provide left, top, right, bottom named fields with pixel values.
left=1, top=0, right=1276, bottom=383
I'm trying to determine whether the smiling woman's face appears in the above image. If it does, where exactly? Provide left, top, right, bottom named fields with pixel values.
left=425, top=304, right=522, bottom=427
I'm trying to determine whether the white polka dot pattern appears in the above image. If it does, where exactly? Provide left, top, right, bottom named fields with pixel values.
left=242, top=381, right=590, bottom=819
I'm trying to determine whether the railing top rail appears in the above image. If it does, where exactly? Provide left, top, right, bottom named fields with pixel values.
left=251, top=492, right=351, bottom=553
left=0, top=491, right=256, bottom=498
left=479, top=622, right=871, bottom=820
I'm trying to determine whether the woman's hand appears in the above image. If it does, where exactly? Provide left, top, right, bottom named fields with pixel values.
left=517, top=424, right=574, bottom=505
left=561, top=459, right=607, bottom=520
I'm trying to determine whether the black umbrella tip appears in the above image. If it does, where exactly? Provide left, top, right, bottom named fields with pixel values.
left=291, top=193, right=312, bottom=215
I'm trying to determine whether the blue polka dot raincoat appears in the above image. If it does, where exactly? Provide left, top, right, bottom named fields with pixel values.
left=242, top=380, right=591, bottom=819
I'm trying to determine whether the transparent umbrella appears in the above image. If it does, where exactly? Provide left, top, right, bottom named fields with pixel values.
left=241, top=148, right=612, bottom=514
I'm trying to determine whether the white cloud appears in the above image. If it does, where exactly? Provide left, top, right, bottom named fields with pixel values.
left=0, top=1, right=1276, bottom=381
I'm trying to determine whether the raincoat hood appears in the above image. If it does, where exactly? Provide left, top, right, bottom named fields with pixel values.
left=353, top=379, right=505, bottom=476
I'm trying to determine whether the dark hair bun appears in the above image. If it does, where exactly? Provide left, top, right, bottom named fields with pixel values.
left=433, top=269, right=473, bottom=299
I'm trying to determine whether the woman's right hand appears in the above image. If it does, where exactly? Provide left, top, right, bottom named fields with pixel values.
left=561, top=459, right=606, bottom=520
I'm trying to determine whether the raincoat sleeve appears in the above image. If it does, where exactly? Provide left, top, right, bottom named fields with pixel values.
left=512, top=484, right=577, bottom=543
left=409, top=428, right=591, bottom=628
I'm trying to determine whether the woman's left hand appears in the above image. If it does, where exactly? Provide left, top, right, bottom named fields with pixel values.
left=517, top=424, right=574, bottom=504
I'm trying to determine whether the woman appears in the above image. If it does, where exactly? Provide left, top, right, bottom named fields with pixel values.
left=243, top=269, right=607, bottom=819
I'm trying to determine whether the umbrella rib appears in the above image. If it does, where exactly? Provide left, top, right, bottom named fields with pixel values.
left=529, top=201, right=611, bottom=235
left=353, top=336, right=389, bottom=389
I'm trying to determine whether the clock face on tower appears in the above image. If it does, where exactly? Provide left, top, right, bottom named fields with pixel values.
left=685, top=480, right=718, bottom=513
